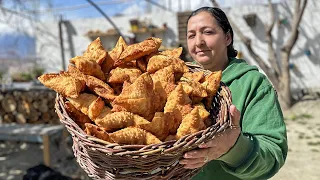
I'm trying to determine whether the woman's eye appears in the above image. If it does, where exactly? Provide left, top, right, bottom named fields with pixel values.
left=204, top=31, right=213, bottom=34
left=188, top=34, right=195, bottom=39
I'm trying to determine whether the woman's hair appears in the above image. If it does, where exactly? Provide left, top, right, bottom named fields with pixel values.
left=187, top=7, right=238, bottom=58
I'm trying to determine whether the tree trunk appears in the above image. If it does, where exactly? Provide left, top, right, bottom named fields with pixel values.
left=279, top=50, right=292, bottom=109
left=211, top=0, right=308, bottom=109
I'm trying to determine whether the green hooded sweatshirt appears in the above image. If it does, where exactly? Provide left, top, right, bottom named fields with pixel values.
left=192, top=58, right=288, bottom=180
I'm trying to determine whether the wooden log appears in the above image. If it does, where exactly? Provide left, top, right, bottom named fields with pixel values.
left=27, top=109, right=40, bottom=124
left=13, top=91, right=22, bottom=98
left=0, top=115, right=3, bottom=124
left=0, top=94, right=4, bottom=101
left=17, top=100, right=31, bottom=115
left=3, top=114, right=14, bottom=123
left=15, top=113, right=27, bottom=124
left=48, top=91, right=56, bottom=101
left=41, top=112, right=51, bottom=123
left=38, top=100, right=49, bottom=113
left=32, top=101, right=40, bottom=110
left=21, top=93, right=33, bottom=103
left=2, top=95, right=16, bottom=113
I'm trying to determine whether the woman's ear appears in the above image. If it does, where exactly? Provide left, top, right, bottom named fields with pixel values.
left=225, top=31, right=232, bottom=46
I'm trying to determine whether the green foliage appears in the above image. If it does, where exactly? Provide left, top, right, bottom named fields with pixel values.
left=307, top=141, right=320, bottom=146
left=285, top=113, right=313, bottom=121
left=12, top=72, right=33, bottom=82
left=32, top=67, right=45, bottom=78
left=11, top=66, right=45, bottom=82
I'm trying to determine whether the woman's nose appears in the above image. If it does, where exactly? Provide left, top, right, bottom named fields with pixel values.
left=195, top=35, right=204, bottom=47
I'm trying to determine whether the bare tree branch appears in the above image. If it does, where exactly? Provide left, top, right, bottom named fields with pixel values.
left=266, top=0, right=280, bottom=77
left=211, top=0, right=219, bottom=7
left=282, top=0, right=308, bottom=53
left=211, top=0, right=270, bottom=75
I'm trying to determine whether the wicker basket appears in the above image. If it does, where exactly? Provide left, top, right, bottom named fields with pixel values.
left=55, top=66, right=232, bottom=180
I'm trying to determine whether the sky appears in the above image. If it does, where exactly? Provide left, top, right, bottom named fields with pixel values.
left=0, top=0, right=282, bottom=59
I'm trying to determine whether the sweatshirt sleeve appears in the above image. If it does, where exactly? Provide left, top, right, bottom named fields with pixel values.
left=219, top=85, right=288, bottom=179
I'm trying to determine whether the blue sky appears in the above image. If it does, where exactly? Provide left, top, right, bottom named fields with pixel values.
left=0, top=0, right=280, bottom=59
left=3, top=0, right=147, bottom=20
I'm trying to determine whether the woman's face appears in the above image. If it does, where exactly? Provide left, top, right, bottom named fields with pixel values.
left=187, top=11, right=231, bottom=70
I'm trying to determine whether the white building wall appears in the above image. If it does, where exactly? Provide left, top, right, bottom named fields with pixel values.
left=36, top=11, right=178, bottom=72
left=227, top=1, right=320, bottom=92
left=35, top=1, right=320, bottom=92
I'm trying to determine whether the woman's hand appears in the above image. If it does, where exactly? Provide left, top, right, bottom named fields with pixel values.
left=179, top=105, right=241, bottom=169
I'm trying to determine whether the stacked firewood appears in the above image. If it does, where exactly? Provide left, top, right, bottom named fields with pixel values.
left=0, top=90, right=59, bottom=124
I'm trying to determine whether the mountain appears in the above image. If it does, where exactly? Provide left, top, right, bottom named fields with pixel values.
left=0, top=34, right=36, bottom=59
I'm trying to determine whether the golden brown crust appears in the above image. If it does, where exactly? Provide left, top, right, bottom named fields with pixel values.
left=201, top=70, right=222, bottom=108
left=117, top=37, right=162, bottom=64
left=67, top=93, right=104, bottom=119
left=176, top=107, right=206, bottom=139
left=151, top=66, right=176, bottom=112
left=112, top=73, right=155, bottom=121
left=94, top=112, right=148, bottom=132
left=109, top=127, right=161, bottom=145
left=70, top=56, right=106, bottom=80
left=182, top=71, right=205, bottom=82
left=64, top=101, right=92, bottom=129
left=160, top=47, right=183, bottom=58
left=164, top=84, right=193, bottom=134
left=84, top=123, right=112, bottom=142
left=107, top=66, right=142, bottom=84
left=101, top=36, right=127, bottom=73
left=85, top=75, right=116, bottom=101
left=38, top=72, right=85, bottom=98
left=138, top=112, right=172, bottom=141
left=147, top=54, right=189, bottom=73
left=83, top=37, right=107, bottom=65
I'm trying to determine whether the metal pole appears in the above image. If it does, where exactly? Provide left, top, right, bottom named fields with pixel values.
left=58, top=15, right=66, bottom=71
left=86, top=0, right=126, bottom=43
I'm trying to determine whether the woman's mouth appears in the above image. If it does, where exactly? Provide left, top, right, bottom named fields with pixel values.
left=195, top=50, right=210, bottom=55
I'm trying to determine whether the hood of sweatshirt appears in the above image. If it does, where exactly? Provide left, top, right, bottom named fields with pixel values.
left=222, top=58, right=259, bottom=85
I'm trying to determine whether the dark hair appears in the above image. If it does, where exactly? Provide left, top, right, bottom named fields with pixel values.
left=187, top=7, right=238, bottom=58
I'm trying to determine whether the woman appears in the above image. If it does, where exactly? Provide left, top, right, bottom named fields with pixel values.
left=179, top=7, right=288, bottom=179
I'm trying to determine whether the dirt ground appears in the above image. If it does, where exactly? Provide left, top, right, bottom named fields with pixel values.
left=271, top=97, right=320, bottom=180
left=0, top=98, right=319, bottom=180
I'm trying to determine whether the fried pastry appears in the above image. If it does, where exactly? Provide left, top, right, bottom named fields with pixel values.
left=85, top=75, right=116, bottom=101
left=117, top=37, right=162, bottom=64
left=112, top=73, right=155, bottom=121
left=147, top=54, right=189, bottom=73
left=179, top=80, right=207, bottom=104
left=70, top=56, right=105, bottom=80
left=38, top=72, right=85, bottom=98
left=160, top=47, right=183, bottom=58
left=101, top=36, right=127, bottom=73
left=182, top=71, right=205, bottom=82
left=83, top=37, right=107, bottom=65
left=84, top=123, right=112, bottom=142
left=164, top=83, right=193, bottom=133
left=138, top=112, right=172, bottom=141
left=88, top=96, right=105, bottom=119
left=67, top=93, right=105, bottom=119
left=136, top=57, right=147, bottom=72
left=107, top=66, right=142, bottom=84
left=151, top=66, right=176, bottom=111
left=64, top=101, right=91, bottom=129
left=109, top=127, right=161, bottom=145
left=176, top=107, right=206, bottom=139
left=67, top=64, right=86, bottom=82
left=94, top=111, right=149, bottom=132
left=201, top=70, right=222, bottom=108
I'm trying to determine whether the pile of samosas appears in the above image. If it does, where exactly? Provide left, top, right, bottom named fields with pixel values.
left=38, top=37, right=222, bottom=145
